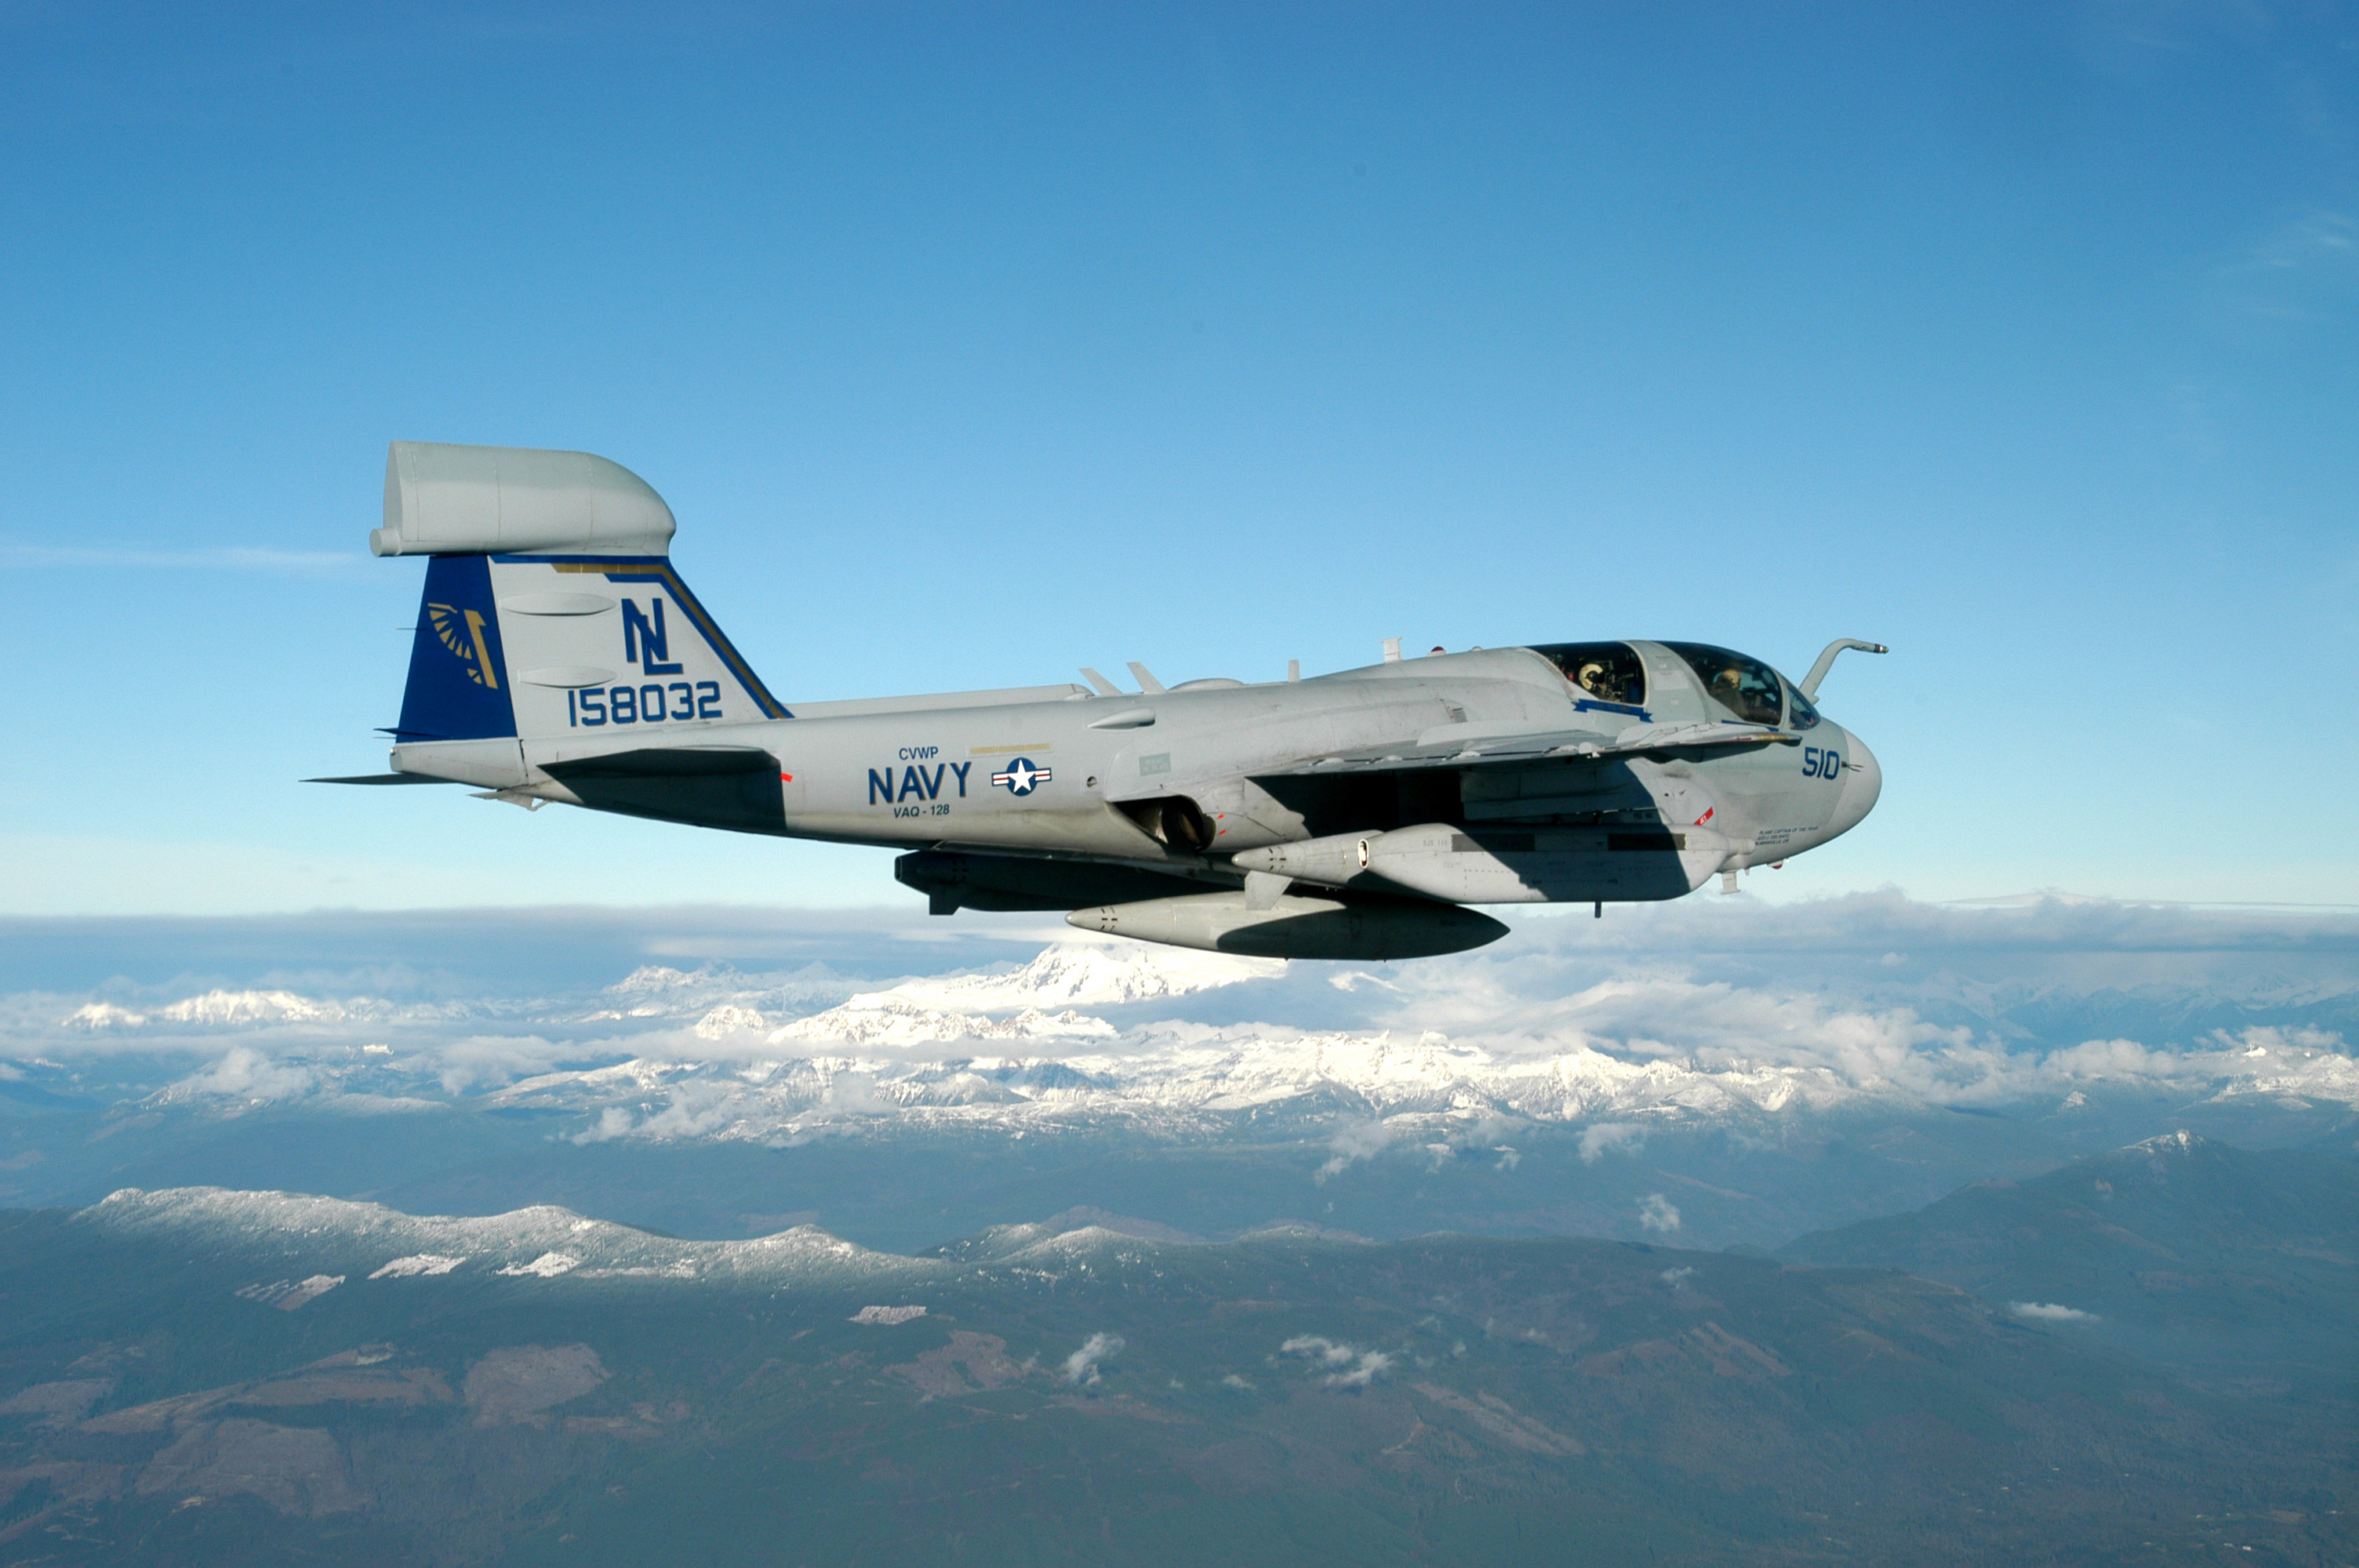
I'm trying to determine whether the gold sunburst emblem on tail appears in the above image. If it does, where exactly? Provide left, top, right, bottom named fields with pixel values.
left=426, top=603, right=500, bottom=689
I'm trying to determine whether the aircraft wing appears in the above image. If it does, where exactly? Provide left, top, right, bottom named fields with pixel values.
left=1251, top=720, right=1799, bottom=778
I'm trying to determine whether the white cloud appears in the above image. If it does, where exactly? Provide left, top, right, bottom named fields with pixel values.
left=2009, top=1301, right=2098, bottom=1323
left=6, top=896, right=2354, bottom=1153
left=1579, top=1123, right=1647, bottom=1163
left=1637, top=1194, right=1681, bottom=1233
left=572, top=1107, right=636, bottom=1145
left=1061, top=1332, right=1124, bottom=1385
left=1280, top=1336, right=1359, bottom=1366
left=1315, top=1119, right=1394, bottom=1182
left=822, top=1071, right=886, bottom=1115
left=434, top=1036, right=578, bottom=1095
left=1278, top=1336, right=1390, bottom=1387
left=171, top=1047, right=316, bottom=1102
left=631, top=1081, right=753, bottom=1141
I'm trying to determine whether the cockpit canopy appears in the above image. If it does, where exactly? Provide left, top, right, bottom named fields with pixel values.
left=1660, top=641, right=1783, bottom=724
left=1531, top=640, right=1820, bottom=730
left=1530, top=642, right=1646, bottom=707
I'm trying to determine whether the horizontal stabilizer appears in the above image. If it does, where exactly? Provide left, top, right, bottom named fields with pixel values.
left=539, top=746, right=786, bottom=836
left=303, top=773, right=466, bottom=786
left=540, top=746, right=780, bottom=779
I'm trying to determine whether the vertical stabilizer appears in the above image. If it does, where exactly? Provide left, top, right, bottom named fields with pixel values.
left=397, top=557, right=517, bottom=742
left=378, top=444, right=783, bottom=783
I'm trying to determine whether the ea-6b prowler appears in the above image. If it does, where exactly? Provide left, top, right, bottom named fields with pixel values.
left=321, top=443, right=1886, bottom=960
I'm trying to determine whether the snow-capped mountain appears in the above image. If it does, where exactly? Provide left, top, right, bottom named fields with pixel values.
left=82, top=1187, right=931, bottom=1287
left=762, top=999, right=1118, bottom=1047
left=38, top=944, right=1262, bottom=1041
left=63, top=990, right=361, bottom=1029
left=870, top=943, right=1281, bottom=1012
left=56, top=989, right=495, bottom=1033
left=72, top=1185, right=1355, bottom=1305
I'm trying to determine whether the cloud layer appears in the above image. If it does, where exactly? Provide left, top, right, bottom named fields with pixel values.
left=3, top=896, right=2353, bottom=1163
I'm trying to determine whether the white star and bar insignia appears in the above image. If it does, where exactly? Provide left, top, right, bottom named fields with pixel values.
left=990, top=757, right=1052, bottom=796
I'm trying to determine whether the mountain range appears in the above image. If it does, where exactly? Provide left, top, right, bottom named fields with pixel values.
left=2, top=1127, right=2352, bottom=1565
left=1779, top=1129, right=2359, bottom=1386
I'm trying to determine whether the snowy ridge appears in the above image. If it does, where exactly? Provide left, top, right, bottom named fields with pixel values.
left=82, top=1188, right=936, bottom=1287
left=590, top=963, right=860, bottom=1022
left=45, top=945, right=1241, bottom=1038
left=767, top=998, right=1118, bottom=1047
left=59, top=991, right=489, bottom=1033
left=492, top=1018, right=2359, bottom=1149
left=63, top=991, right=358, bottom=1029
left=507, top=1031, right=1879, bottom=1147
left=156, top=990, right=349, bottom=1026
left=611, top=944, right=1269, bottom=1026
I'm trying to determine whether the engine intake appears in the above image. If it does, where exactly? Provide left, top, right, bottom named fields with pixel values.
left=1119, top=795, right=1216, bottom=854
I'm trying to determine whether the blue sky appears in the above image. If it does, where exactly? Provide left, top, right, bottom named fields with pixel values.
left=3, top=2, right=2353, bottom=915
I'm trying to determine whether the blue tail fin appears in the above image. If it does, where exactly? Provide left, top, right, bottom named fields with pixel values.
left=394, top=555, right=517, bottom=742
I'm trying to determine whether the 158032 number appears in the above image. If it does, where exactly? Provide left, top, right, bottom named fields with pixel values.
left=569, top=681, right=722, bottom=727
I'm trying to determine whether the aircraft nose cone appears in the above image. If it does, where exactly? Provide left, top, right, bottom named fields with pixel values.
left=1829, top=730, right=1881, bottom=838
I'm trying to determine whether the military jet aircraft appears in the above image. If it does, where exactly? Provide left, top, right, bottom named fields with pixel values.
left=319, top=442, right=1885, bottom=960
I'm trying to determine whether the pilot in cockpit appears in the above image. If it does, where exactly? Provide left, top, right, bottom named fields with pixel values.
left=1533, top=642, right=1645, bottom=707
